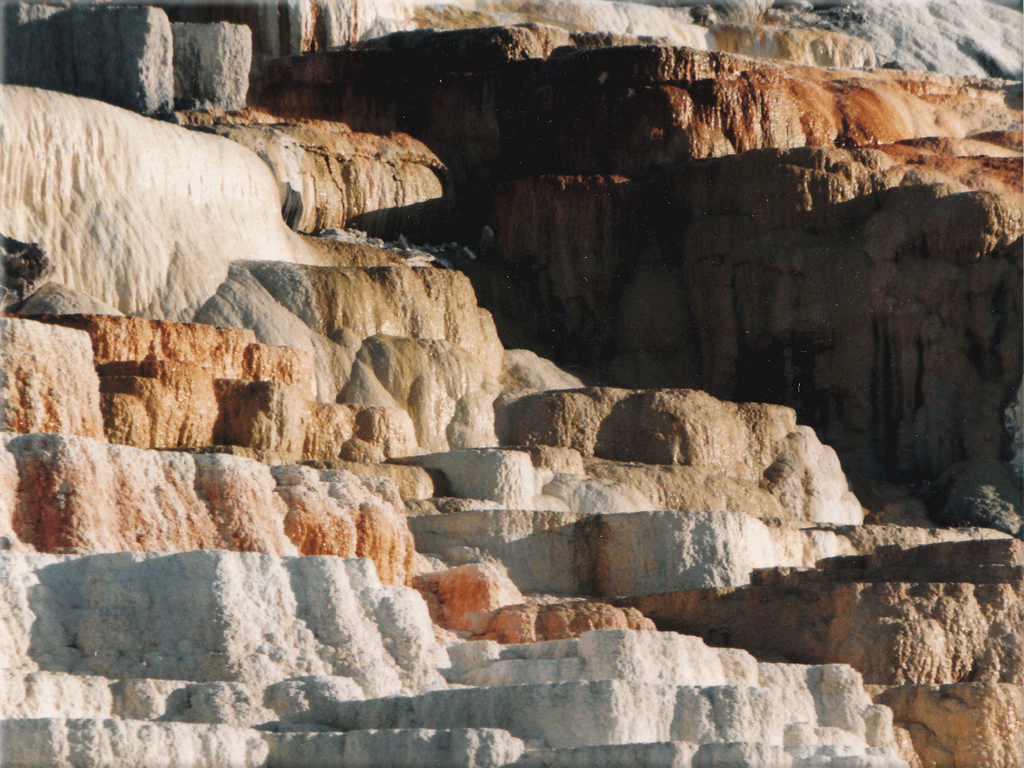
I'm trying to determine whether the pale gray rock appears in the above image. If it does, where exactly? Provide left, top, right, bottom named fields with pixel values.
left=419, top=449, right=537, bottom=508
left=195, top=263, right=356, bottom=403
left=409, top=508, right=850, bottom=596
left=541, top=473, right=655, bottom=516
left=932, top=456, right=1023, bottom=538
left=799, top=0, right=1023, bottom=79
left=0, top=318, right=105, bottom=440
left=512, top=742, right=699, bottom=768
left=0, top=718, right=269, bottom=768
left=172, top=22, right=252, bottom=112
left=13, top=282, right=123, bottom=317
left=263, top=676, right=365, bottom=723
left=264, top=727, right=526, bottom=768
left=162, top=682, right=273, bottom=727
left=200, top=125, right=312, bottom=229
left=451, top=630, right=760, bottom=689
left=3, top=5, right=173, bottom=114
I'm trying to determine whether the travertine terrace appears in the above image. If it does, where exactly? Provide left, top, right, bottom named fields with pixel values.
left=1, top=1, right=1021, bottom=766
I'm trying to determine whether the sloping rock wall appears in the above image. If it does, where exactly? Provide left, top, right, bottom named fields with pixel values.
left=0, top=86, right=315, bottom=321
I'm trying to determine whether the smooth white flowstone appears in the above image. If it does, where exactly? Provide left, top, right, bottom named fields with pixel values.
left=0, top=86, right=314, bottom=321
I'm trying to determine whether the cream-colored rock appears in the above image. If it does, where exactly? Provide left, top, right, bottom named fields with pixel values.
left=15, top=282, right=123, bottom=316
left=0, top=86, right=315, bottom=321
left=583, top=459, right=788, bottom=520
left=309, top=460, right=439, bottom=500
left=595, top=509, right=848, bottom=596
left=418, top=450, right=535, bottom=509
left=210, top=122, right=453, bottom=239
left=0, top=550, right=445, bottom=695
left=874, top=683, right=1023, bottom=768
left=343, top=337, right=500, bottom=452
left=409, top=508, right=585, bottom=594
left=263, top=727, right=526, bottom=768
left=410, top=507, right=848, bottom=596
left=709, top=23, right=877, bottom=68
left=231, top=262, right=503, bottom=379
left=196, top=261, right=504, bottom=414
left=451, top=630, right=760, bottom=690
left=540, top=473, right=654, bottom=516
left=0, top=318, right=105, bottom=440
left=194, top=263, right=356, bottom=404
left=0, top=718, right=269, bottom=768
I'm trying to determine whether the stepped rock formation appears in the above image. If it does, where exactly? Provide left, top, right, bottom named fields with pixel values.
left=487, top=143, right=1023, bottom=526
left=2, top=4, right=1022, bottom=767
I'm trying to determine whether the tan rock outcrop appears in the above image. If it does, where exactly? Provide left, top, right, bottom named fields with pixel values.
left=621, top=539, right=1024, bottom=686
left=0, top=318, right=105, bottom=440
left=206, top=120, right=454, bottom=239
left=708, top=23, right=877, bottom=69
left=504, top=387, right=862, bottom=524
left=873, top=683, right=1023, bottom=768
left=480, top=601, right=656, bottom=645
left=342, top=335, right=501, bottom=452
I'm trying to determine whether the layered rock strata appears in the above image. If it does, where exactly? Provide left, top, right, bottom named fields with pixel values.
left=0, top=433, right=420, bottom=585
left=253, top=31, right=1020, bottom=230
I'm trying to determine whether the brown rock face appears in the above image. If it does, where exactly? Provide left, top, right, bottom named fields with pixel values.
left=21, top=314, right=418, bottom=462
left=253, top=38, right=1019, bottom=230
left=621, top=539, right=1024, bottom=686
left=873, top=683, right=1024, bottom=768
left=490, top=145, right=1023, bottom=492
left=481, top=601, right=656, bottom=644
